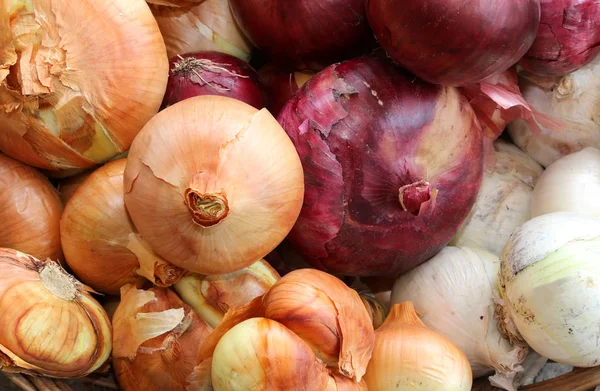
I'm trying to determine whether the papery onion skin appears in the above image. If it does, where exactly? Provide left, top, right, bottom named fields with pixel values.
left=258, top=64, right=315, bottom=116
left=0, top=0, right=168, bottom=171
left=113, top=286, right=212, bottom=391
left=228, top=0, right=372, bottom=68
left=520, top=0, right=600, bottom=77
left=278, top=56, right=483, bottom=277
left=150, top=0, right=252, bottom=61
left=124, top=96, right=305, bottom=275
left=0, top=154, right=63, bottom=262
left=0, top=249, right=112, bottom=378
left=163, top=51, right=266, bottom=109
left=367, top=0, right=541, bottom=86
left=499, top=212, right=600, bottom=367
left=61, top=159, right=184, bottom=295
left=211, top=317, right=331, bottom=391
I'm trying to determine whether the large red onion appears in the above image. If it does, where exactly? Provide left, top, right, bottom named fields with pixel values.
left=367, top=0, right=541, bottom=86
left=520, top=0, right=600, bottom=76
left=277, top=56, right=484, bottom=277
left=258, top=64, right=315, bottom=115
left=163, top=51, right=266, bottom=109
left=228, top=0, right=372, bottom=68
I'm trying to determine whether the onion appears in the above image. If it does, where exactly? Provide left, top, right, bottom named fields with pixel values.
left=163, top=51, right=266, bottom=109
left=0, top=154, right=63, bottom=262
left=61, top=159, right=184, bottom=295
left=147, top=0, right=205, bottom=6
left=258, top=64, right=315, bottom=115
left=277, top=56, right=484, bottom=277
left=498, top=212, right=600, bottom=367
left=149, top=0, right=252, bottom=61
left=531, top=147, right=600, bottom=218
left=124, top=96, right=304, bottom=275
left=451, top=140, right=544, bottom=256
left=228, top=0, right=372, bottom=68
left=508, top=56, right=600, bottom=167
left=367, top=0, right=541, bottom=86
left=56, top=170, right=93, bottom=205
left=520, top=0, right=600, bottom=76
left=0, top=0, right=168, bottom=171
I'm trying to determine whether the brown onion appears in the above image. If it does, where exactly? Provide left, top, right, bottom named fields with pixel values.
left=0, top=154, right=63, bottom=262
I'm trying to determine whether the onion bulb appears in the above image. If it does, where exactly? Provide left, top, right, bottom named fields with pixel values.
left=364, top=302, right=472, bottom=391
left=123, top=95, right=304, bottom=275
left=174, top=259, right=280, bottom=328
left=0, top=0, right=168, bottom=171
left=451, top=140, right=544, bottom=256
left=150, top=0, right=252, bottom=61
left=508, top=55, right=600, bottom=167
left=163, top=52, right=266, bottom=109
left=392, top=246, right=545, bottom=390
left=258, top=64, right=315, bottom=115
left=0, top=153, right=63, bottom=262
left=367, top=0, right=541, bottom=86
left=278, top=55, right=483, bottom=277
left=531, top=147, right=600, bottom=218
left=147, top=0, right=205, bottom=6
left=61, top=159, right=184, bottom=295
left=56, top=170, right=93, bottom=204
left=499, top=212, right=600, bottom=366
left=520, top=0, right=600, bottom=77
left=113, top=285, right=212, bottom=391
left=0, top=249, right=111, bottom=377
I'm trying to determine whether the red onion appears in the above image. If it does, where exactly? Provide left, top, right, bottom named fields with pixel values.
left=367, top=0, right=541, bottom=86
left=520, top=0, right=600, bottom=76
left=163, top=51, right=266, bottom=109
left=258, top=64, right=315, bottom=115
left=228, top=0, right=372, bottom=68
left=277, top=56, right=484, bottom=277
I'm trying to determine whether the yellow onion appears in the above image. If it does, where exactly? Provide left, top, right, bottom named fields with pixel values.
left=364, top=302, right=472, bottom=391
left=0, top=248, right=112, bottom=377
left=174, top=259, right=280, bottom=328
left=147, top=0, right=205, bottom=6
left=0, top=0, right=168, bottom=171
left=0, top=153, right=63, bottom=262
left=150, top=0, right=252, bottom=60
left=113, top=285, right=212, bottom=391
left=61, top=159, right=184, bottom=295
left=56, top=169, right=93, bottom=204
left=123, top=95, right=305, bottom=275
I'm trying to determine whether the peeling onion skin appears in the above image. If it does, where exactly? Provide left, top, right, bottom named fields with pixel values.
left=367, top=0, right=541, bottom=86
left=0, top=0, right=169, bottom=171
left=163, top=51, right=267, bottom=110
left=228, top=0, right=372, bottom=68
left=0, top=154, right=63, bottom=263
left=520, top=0, right=600, bottom=77
left=278, top=56, right=484, bottom=277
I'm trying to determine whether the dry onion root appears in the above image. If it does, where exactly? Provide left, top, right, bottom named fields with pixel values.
left=0, top=0, right=169, bottom=172
left=0, top=153, right=63, bottom=262
left=0, top=249, right=112, bottom=378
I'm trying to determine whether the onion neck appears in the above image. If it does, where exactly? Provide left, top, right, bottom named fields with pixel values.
left=184, top=188, right=229, bottom=227
left=39, top=262, right=79, bottom=301
left=385, top=302, right=427, bottom=329
left=399, top=180, right=432, bottom=215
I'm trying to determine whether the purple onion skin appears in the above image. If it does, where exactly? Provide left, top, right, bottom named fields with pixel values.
left=278, top=56, right=484, bottom=277
left=228, top=0, right=373, bottom=68
left=520, top=0, right=600, bottom=77
left=163, top=51, right=267, bottom=109
left=367, top=0, right=541, bottom=86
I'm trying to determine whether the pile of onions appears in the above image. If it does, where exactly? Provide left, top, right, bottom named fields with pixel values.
left=451, top=140, right=544, bottom=256
left=61, top=159, right=184, bottom=295
left=499, top=212, right=600, bottom=367
left=0, top=249, right=111, bottom=377
left=366, top=0, right=541, bottom=86
left=112, top=285, right=212, bottom=391
left=0, top=0, right=168, bottom=172
left=520, top=0, right=600, bottom=76
left=123, top=96, right=304, bottom=275
left=531, top=147, right=600, bottom=218
left=228, top=0, right=372, bottom=68
left=150, top=0, right=252, bottom=61
left=364, top=302, right=472, bottom=391
left=278, top=55, right=484, bottom=277
left=258, top=64, right=315, bottom=115
left=508, top=55, right=600, bottom=167
left=0, top=154, right=63, bottom=262
left=163, top=51, right=266, bottom=109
